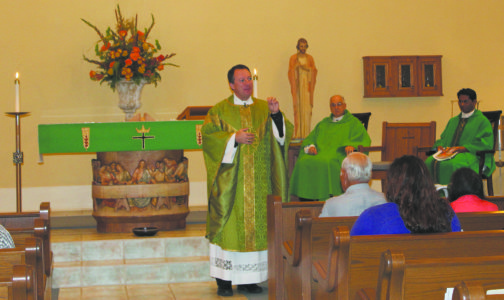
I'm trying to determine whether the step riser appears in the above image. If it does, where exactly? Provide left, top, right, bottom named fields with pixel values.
left=52, top=236, right=211, bottom=288
left=53, top=261, right=211, bottom=287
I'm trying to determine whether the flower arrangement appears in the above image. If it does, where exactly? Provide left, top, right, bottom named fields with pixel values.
left=82, top=5, right=177, bottom=90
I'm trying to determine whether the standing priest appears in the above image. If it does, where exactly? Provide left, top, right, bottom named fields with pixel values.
left=202, top=64, right=293, bottom=297
left=425, top=88, right=495, bottom=185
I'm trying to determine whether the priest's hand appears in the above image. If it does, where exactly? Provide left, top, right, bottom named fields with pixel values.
left=236, top=128, right=256, bottom=145
left=306, top=145, right=318, bottom=155
left=267, top=97, right=280, bottom=114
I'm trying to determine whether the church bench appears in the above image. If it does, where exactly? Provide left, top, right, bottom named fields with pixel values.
left=0, top=202, right=50, bottom=229
left=9, top=218, right=52, bottom=278
left=0, top=264, right=36, bottom=300
left=452, top=281, right=504, bottom=300
left=356, top=250, right=504, bottom=300
left=313, top=227, right=504, bottom=300
left=458, top=210, right=504, bottom=231
left=485, top=196, right=504, bottom=211
left=281, top=211, right=356, bottom=300
left=0, top=237, right=44, bottom=300
left=267, top=195, right=324, bottom=300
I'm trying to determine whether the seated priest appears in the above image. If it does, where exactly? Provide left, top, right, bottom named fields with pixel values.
left=289, top=95, right=371, bottom=201
left=425, top=88, right=495, bottom=185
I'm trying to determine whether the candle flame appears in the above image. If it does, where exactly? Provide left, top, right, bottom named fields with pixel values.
left=254, top=68, right=257, bottom=75
left=15, top=72, right=19, bottom=79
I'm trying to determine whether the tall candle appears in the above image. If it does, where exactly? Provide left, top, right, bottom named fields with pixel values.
left=14, top=72, right=20, bottom=112
left=253, top=68, right=258, bottom=98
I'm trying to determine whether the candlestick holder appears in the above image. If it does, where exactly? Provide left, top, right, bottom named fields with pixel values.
left=5, top=112, right=29, bottom=212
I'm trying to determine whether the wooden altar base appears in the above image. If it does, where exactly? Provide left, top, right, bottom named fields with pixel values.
left=93, top=211, right=189, bottom=233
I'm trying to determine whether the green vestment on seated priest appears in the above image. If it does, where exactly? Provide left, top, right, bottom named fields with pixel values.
left=426, top=109, right=495, bottom=185
left=289, top=110, right=371, bottom=200
left=202, top=95, right=293, bottom=252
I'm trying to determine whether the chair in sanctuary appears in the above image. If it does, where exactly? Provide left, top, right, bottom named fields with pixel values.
left=477, top=110, right=502, bottom=196
left=358, top=121, right=436, bottom=192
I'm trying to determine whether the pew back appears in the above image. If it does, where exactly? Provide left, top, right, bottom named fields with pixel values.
left=0, top=264, right=36, bottom=300
left=0, top=202, right=50, bottom=229
left=267, top=195, right=323, bottom=300
left=317, top=228, right=504, bottom=300
left=374, top=250, right=504, bottom=300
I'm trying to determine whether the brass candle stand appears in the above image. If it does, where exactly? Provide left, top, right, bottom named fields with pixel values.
left=6, top=112, right=29, bottom=212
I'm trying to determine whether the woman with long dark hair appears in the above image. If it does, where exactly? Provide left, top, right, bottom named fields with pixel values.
left=350, top=155, right=461, bottom=235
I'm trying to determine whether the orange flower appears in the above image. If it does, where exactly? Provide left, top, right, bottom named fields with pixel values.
left=109, top=61, right=116, bottom=68
left=130, top=52, right=140, bottom=61
left=90, top=70, right=96, bottom=78
left=125, top=59, right=133, bottom=67
left=100, top=42, right=111, bottom=52
left=137, top=31, right=145, bottom=41
left=119, top=30, right=127, bottom=38
left=132, top=47, right=140, bottom=53
left=157, top=64, right=164, bottom=71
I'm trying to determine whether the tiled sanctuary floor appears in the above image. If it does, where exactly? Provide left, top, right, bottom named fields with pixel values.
left=51, top=224, right=268, bottom=300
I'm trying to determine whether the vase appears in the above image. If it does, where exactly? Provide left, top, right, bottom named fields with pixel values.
left=116, top=79, right=147, bottom=121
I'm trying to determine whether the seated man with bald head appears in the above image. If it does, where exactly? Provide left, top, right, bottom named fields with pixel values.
left=290, top=95, right=371, bottom=201
left=319, top=152, right=386, bottom=217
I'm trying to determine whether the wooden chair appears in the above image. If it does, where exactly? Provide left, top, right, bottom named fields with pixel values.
left=358, top=121, right=436, bottom=191
left=477, top=110, right=502, bottom=196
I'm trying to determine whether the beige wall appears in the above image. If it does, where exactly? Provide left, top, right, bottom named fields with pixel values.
left=1, top=0, right=503, bottom=211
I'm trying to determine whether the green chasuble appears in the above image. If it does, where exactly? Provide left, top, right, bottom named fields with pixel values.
left=425, top=110, right=495, bottom=185
left=202, top=95, right=293, bottom=252
left=289, top=110, right=371, bottom=200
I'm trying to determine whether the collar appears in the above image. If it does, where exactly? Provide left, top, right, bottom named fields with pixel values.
left=332, top=115, right=344, bottom=122
left=233, top=94, right=253, bottom=106
left=346, top=183, right=371, bottom=192
left=461, top=109, right=475, bottom=119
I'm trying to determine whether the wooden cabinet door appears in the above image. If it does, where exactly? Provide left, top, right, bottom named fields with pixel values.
left=392, top=56, right=418, bottom=97
left=417, top=56, right=443, bottom=96
left=363, top=56, right=392, bottom=97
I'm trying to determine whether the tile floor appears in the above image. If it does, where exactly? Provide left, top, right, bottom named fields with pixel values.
left=51, top=224, right=268, bottom=299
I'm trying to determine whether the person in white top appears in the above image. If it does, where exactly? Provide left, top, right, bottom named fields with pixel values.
left=319, top=152, right=386, bottom=217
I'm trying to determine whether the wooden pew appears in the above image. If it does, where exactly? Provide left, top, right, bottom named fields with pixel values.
left=452, top=281, right=504, bottom=300
left=313, top=227, right=504, bottom=300
left=0, top=202, right=50, bottom=229
left=486, top=196, right=504, bottom=210
left=458, top=211, right=504, bottom=231
left=0, top=237, right=41, bottom=300
left=281, top=211, right=356, bottom=300
left=0, top=202, right=52, bottom=277
left=0, top=264, right=36, bottom=300
left=9, top=218, right=52, bottom=277
left=356, top=250, right=504, bottom=300
left=267, top=195, right=324, bottom=300
left=2, top=219, right=51, bottom=300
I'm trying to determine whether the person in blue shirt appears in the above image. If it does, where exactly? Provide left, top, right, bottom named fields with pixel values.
left=351, top=155, right=461, bottom=236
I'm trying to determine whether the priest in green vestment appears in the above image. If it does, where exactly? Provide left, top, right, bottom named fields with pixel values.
left=202, top=64, right=293, bottom=297
left=290, top=95, right=371, bottom=201
left=426, top=88, right=495, bottom=185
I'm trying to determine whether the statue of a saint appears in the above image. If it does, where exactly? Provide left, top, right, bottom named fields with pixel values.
left=288, top=38, right=317, bottom=139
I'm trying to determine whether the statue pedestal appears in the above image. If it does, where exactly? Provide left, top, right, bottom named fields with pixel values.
left=92, top=150, right=189, bottom=233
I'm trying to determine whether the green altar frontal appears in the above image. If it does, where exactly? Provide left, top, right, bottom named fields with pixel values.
left=38, top=120, right=204, bottom=233
left=38, top=120, right=203, bottom=154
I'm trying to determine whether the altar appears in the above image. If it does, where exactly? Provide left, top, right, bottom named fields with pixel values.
left=38, top=120, right=203, bottom=232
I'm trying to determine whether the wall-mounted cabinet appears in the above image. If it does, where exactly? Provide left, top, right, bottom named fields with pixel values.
left=363, top=55, right=442, bottom=98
